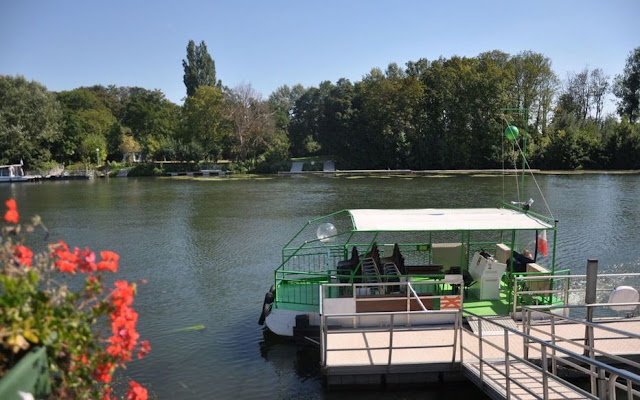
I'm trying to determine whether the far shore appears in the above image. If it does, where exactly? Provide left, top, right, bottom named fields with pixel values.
left=279, top=169, right=640, bottom=176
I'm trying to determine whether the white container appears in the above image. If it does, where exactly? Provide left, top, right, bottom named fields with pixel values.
left=469, top=252, right=507, bottom=300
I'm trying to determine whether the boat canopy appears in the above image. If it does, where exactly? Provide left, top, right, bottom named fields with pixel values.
left=348, top=208, right=553, bottom=232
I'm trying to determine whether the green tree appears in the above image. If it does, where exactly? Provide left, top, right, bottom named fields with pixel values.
left=317, top=78, right=354, bottom=160
left=56, top=88, right=117, bottom=163
left=0, top=75, right=62, bottom=167
left=105, top=122, right=130, bottom=160
left=289, top=81, right=333, bottom=156
left=182, top=40, right=220, bottom=97
left=179, top=86, right=227, bottom=160
left=347, top=65, right=422, bottom=169
left=120, top=88, right=179, bottom=159
left=510, top=51, right=557, bottom=134
left=268, top=84, right=307, bottom=134
left=605, top=118, right=640, bottom=168
left=614, top=47, right=640, bottom=123
left=79, top=133, right=107, bottom=164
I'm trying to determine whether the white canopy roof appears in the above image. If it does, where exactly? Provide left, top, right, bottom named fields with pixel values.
left=348, top=208, right=553, bottom=232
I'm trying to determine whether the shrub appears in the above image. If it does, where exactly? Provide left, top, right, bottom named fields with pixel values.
left=0, top=199, right=150, bottom=399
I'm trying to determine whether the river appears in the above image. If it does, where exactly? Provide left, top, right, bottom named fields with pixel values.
left=2, top=173, right=639, bottom=399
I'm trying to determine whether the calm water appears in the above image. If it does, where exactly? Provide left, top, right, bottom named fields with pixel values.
left=2, top=174, right=640, bottom=399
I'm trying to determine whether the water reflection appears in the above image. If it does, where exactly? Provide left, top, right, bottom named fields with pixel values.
left=259, top=330, right=321, bottom=381
left=1, top=174, right=639, bottom=399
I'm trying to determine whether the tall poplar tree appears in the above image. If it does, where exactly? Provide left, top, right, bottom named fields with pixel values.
left=182, top=40, right=220, bottom=97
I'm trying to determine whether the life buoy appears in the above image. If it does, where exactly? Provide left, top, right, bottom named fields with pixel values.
left=258, top=286, right=276, bottom=325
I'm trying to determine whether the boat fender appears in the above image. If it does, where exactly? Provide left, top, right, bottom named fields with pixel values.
left=258, top=288, right=276, bottom=325
left=265, top=291, right=274, bottom=305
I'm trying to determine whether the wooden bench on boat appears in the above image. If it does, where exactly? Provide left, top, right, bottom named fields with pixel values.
left=355, top=294, right=436, bottom=312
left=526, top=263, right=552, bottom=292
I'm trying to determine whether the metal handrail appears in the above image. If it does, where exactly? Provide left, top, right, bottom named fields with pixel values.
left=522, top=304, right=640, bottom=373
left=320, top=279, right=464, bottom=368
left=321, top=309, right=462, bottom=369
left=462, top=310, right=640, bottom=400
left=512, top=272, right=640, bottom=316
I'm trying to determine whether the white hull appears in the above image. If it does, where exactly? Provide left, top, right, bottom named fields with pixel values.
left=265, top=306, right=457, bottom=337
left=0, top=176, right=30, bottom=182
left=265, top=309, right=320, bottom=337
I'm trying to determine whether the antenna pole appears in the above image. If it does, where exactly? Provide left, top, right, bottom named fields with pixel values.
left=520, top=108, right=528, bottom=201
left=502, top=107, right=529, bottom=201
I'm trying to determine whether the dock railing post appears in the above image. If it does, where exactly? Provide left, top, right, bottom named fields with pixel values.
left=459, top=311, right=464, bottom=364
left=597, top=369, right=607, bottom=400
left=550, top=315, right=557, bottom=375
left=387, top=314, right=394, bottom=368
left=478, top=317, right=484, bottom=382
left=523, top=308, right=531, bottom=360
left=585, top=259, right=598, bottom=321
left=504, top=329, right=511, bottom=400
left=541, top=345, right=549, bottom=400
left=452, top=310, right=459, bottom=364
left=585, top=259, right=598, bottom=394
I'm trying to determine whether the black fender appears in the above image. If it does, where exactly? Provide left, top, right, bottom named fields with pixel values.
left=258, top=286, right=276, bottom=325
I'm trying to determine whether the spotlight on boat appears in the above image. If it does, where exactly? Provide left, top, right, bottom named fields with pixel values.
left=317, top=223, right=337, bottom=243
left=510, top=198, right=534, bottom=210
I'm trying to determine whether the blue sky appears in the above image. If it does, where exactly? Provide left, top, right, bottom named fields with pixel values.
left=1, top=0, right=638, bottom=113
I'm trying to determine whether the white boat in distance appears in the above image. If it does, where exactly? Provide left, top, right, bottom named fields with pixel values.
left=0, top=163, right=38, bottom=182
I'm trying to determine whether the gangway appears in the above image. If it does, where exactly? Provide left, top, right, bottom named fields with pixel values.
left=461, top=308, right=640, bottom=400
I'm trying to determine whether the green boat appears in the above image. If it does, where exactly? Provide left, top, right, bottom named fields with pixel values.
left=258, top=203, right=563, bottom=337
left=259, top=111, right=568, bottom=338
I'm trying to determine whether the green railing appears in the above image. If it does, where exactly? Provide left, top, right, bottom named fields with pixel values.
left=275, top=271, right=451, bottom=308
left=281, top=245, right=346, bottom=273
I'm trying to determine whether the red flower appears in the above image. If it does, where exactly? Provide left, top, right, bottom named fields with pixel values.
left=53, top=241, right=79, bottom=273
left=76, top=247, right=97, bottom=273
left=74, top=353, right=89, bottom=366
left=138, top=340, right=151, bottom=359
left=15, top=245, right=33, bottom=267
left=126, top=381, right=148, bottom=400
left=111, top=280, right=135, bottom=308
left=4, top=198, right=19, bottom=224
left=55, top=240, right=69, bottom=252
left=102, top=387, right=114, bottom=400
left=94, top=363, right=114, bottom=383
left=108, top=304, right=140, bottom=361
left=56, top=259, right=78, bottom=274
left=97, top=250, right=119, bottom=273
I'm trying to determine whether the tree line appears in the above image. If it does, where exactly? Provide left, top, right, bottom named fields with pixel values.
left=1, top=42, right=638, bottom=172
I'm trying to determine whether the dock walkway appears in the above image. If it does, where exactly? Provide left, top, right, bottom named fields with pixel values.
left=322, top=312, right=640, bottom=399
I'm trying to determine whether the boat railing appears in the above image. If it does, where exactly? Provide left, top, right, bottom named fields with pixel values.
left=275, top=271, right=456, bottom=308
left=320, top=279, right=464, bottom=367
left=461, top=309, right=640, bottom=400
left=281, top=244, right=346, bottom=273
left=512, top=272, right=640, bottom=317
left=521, top=304, right=640, bottom=398
left=280, top=242, right=434, bottom=274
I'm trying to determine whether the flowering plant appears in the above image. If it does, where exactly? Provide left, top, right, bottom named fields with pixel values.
left=0, top=199, right=150, bottom=399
